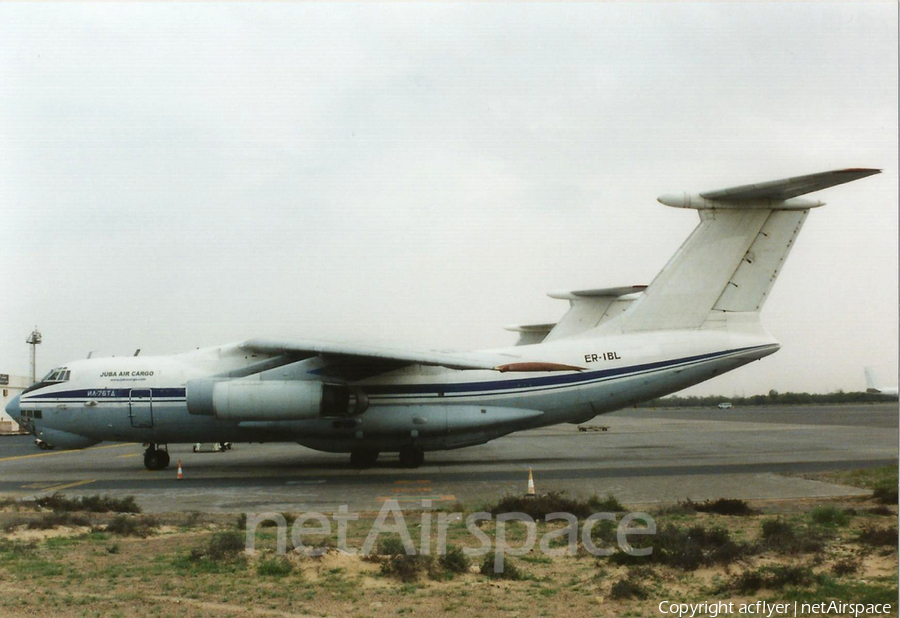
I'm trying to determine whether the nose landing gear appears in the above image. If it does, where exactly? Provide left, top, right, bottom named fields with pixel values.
left=143, top=443, right=170, bottom=470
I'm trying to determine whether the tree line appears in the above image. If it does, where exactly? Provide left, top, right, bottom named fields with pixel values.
left=637, top=390, right=897, bottom=408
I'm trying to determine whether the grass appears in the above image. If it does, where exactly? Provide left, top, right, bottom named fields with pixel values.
left=809, top=465, right=898, bottom=492
left=0, top=488, right=895, bottom=616
left=256, top=557, right=293, bottom=577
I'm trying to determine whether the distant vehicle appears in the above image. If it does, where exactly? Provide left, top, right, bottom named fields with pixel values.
left=864, top=367, right=899, bottom=397
left=5, top=168, right=880, bottom=469
left=717, top=402, right=733, bottom=409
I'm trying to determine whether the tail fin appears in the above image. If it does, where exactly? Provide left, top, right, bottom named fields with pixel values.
left=865, top=367, right=879, bottom=392
left=616, top=169, right=880, bottom=333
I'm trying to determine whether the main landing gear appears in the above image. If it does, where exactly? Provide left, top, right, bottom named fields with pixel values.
left=348, top=445, right=425, bottom=468
left=143, top=443, right=170, bottom=470
left=398, top=445, right=425, bottom=468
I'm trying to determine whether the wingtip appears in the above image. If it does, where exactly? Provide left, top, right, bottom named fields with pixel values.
left=836, top=168, right=881, bottom=175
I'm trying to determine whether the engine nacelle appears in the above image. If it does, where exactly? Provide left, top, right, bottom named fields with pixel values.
left=213, top=380, right=322, bottom=421
left=187, top=378, right=367, bottom=420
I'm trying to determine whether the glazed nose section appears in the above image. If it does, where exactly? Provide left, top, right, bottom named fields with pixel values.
left=5, top=394, right=21, bottom=420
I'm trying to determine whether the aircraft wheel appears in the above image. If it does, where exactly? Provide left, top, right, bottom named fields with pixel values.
left=350, top=448, right=379, bottom=468
left=143, top=448, right=168, bottom=471
left=398, top=445, right=424, bottom=468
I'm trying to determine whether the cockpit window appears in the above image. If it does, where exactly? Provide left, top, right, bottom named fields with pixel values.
left=42, top=368, right=70, bottom=383
left=25, top=367, right=71, bottom=393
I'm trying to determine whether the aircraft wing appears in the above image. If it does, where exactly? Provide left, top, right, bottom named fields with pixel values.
left=699, top=168, right=881, bottom=201
left=240, top=338, right=582, bottom=373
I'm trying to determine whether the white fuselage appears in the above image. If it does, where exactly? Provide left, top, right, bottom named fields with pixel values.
left=13, top=326, right=778, bottom=453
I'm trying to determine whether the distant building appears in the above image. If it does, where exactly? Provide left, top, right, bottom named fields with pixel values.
left=0, top=374, right=29, bottom=433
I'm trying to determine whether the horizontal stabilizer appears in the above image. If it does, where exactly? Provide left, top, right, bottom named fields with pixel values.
left=504, top=323, right=557, bottom=333
left=504, top=323, right=557, bottom=346
left=617, top=167, right=880, bottom=331
left=548, top=285, right=646, bottom=300
left=659, top=168, right=880, bottom=210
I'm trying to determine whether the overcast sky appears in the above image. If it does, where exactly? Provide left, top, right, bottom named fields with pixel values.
left=1, top=2, right=896, bottom=396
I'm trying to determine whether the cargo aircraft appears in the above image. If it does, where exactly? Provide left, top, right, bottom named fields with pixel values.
left=864, top=367, right=898, bottom=398
left=7, top=168, right=880, bottom=469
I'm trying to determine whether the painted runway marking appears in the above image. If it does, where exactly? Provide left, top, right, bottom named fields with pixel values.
left=377, top=495, right=457, bottom=502
left=37, top=479, right=96, bottom=493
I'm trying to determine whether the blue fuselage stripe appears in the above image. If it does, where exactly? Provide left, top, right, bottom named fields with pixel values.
left=22, top=345, right=768, bottom=404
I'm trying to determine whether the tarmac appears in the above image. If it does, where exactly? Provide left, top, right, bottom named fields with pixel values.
left=0, top=403, right=896, bottom=513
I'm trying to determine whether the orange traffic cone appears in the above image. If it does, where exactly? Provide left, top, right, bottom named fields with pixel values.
left=176, top=459, right=184, bottom=480
left=526, top=467, right=535, bottom=497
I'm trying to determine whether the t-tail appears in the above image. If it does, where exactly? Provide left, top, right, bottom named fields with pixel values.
left=592, top=168, right=880, bottom=335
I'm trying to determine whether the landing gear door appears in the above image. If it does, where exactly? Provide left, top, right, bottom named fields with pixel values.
left=129, top=389, right=153, bottom=428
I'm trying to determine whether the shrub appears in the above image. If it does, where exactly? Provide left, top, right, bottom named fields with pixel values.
left=480, top=552, right=525, bottom=580
left=609, top=523, right=748, bottom=571
left=653, top=500, right=698, bottom=516
left=760, top=518, right=825, bottom=554
left=588, top=494, right=625, bottom=512
left=809, top=505, right=851, bottom=527
left=609, top=576, right=648, bottom=600
left=376, top=534, right=409, bottom=557
left=693, top=498, right=756, bottom=516
left=257, top=557, right=293, bottom=577
left=727, top=565, right=815, bottom=593
left=831, top=558, right=860, bottom=576
left=486, top=491, right=623, bottom=520
left=106, top=514, right=158, bottom=537
left=381, top=553, right=433, bottom=582
left=857, top=525, right=897, bottom=548
left=34, top=493, right=141, bottom=514
left=872, top=484, right=898, bottom=505
left=438, top=545, right=470, bottom=575
left=7, top=511, right=91, bottom=531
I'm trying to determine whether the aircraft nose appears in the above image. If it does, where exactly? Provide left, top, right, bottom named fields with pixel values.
left=5, top=394, right=21, bottom=420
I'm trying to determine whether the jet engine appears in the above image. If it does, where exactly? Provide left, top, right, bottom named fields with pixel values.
left=186, top=379, right=367, bottom=420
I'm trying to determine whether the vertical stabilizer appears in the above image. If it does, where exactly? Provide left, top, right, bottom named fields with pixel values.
left=605, top=169, right=879, bottom=334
